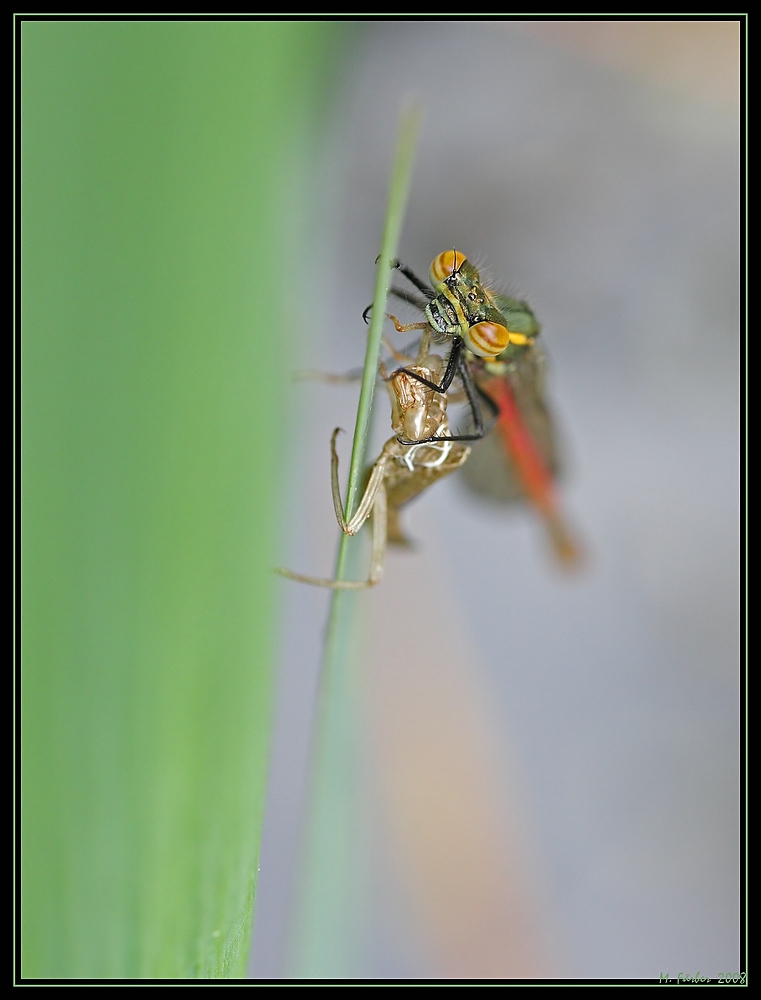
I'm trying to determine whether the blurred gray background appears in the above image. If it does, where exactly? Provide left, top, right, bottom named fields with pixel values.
left=250, top=21, right=740, bottom=980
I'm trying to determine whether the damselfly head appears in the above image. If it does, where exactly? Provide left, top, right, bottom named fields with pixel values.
left=426, top=251, right=509, bottom=358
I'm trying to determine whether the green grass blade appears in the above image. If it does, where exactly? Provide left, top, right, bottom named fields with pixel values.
left=21, top=21, right=336, bottom=979
left=328, top=101, right=421, bottom=665
left=338, top=104, right=422, bottom=536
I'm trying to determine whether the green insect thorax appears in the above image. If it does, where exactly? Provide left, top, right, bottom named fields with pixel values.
left=491, top=293, right=541, bottom=339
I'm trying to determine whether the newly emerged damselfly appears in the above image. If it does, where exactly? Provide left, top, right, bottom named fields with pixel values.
left=379, top=251, right=581, bottom=565
left=277, top=353, right=471, bottom=589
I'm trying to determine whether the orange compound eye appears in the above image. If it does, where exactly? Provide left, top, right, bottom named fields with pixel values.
left=464, top=321, right=510, bottom=359
left=429, top=250, right=467, bottom=288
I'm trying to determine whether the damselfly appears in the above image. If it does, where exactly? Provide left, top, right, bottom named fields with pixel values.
left=379, top=251, right=581, bottom=565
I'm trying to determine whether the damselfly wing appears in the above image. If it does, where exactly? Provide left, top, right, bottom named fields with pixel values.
left=463, top=322, right=581, bottom=566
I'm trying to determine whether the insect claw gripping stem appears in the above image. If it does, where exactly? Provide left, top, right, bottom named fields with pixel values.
left=364, top=258, right=434, bottom=320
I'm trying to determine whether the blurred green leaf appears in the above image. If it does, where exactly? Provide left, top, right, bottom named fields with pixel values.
left=21, top=20, right=336, bottom=979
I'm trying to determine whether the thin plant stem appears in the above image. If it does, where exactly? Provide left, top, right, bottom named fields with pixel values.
left=340, top=104, right=421, bottom=550
left=323, top=101, right=420, bottom=658
left=291, top=105, right=421, bottom=972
